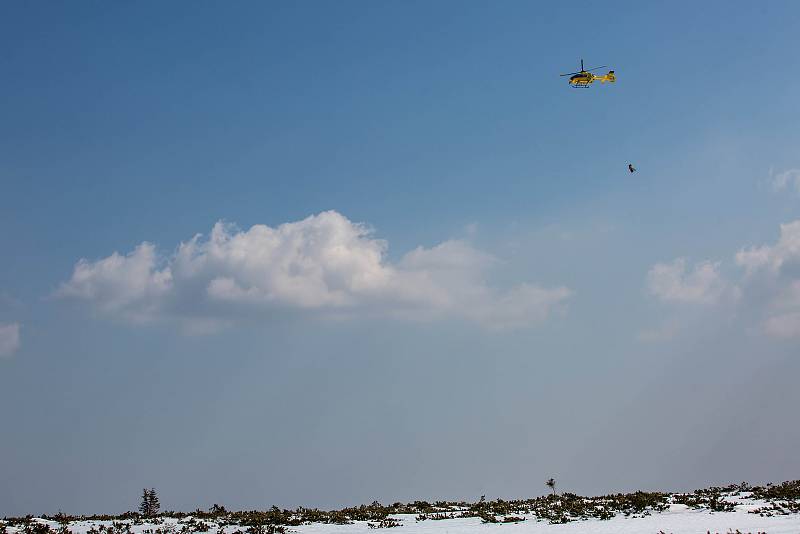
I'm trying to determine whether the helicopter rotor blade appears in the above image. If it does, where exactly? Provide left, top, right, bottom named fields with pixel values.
left=559, top=72, right=580, bottom=76
left=586, top=65, right=608, bottom=72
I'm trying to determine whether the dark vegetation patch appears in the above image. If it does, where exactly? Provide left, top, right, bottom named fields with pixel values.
left=4, top=480, right=800, bottom=528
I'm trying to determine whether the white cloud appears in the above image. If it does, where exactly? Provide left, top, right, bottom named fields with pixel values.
left=736, top=220, right=800, bottom=276
left=58, top=211, right=571, bottom=331
left=764, top=312, right=800, bottom=339
left=735, top=220, right=800, bottom=338
left=56, top=243, right=171, bottom=322
left=645, top=221, right=800, bottom=341
left=646, top=258, right=726, bottom=304
left=0, top=323, right=21, bottom=357
left=770, top=168, right=800, bottom=194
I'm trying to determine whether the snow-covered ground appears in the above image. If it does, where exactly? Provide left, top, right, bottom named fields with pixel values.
left=6, top=486, right=800, bottom=534
left=299, top=509, right=797, bottom=534
left=6, top=504, right=800, bottom=534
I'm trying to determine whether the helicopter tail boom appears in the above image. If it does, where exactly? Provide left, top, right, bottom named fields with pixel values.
left=597, top=71, right=616, bottom=83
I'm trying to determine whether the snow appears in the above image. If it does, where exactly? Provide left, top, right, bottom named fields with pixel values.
left=5, top=505, right=800, bottom=534
left=294, top=508, right=797, bottom=534
left=6, top=487, right=800, bottom=534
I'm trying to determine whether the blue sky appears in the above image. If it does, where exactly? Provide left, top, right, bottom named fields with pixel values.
left=2, top=0, right=800, bottom=517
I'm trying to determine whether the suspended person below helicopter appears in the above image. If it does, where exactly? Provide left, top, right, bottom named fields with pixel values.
left=560, top=59, right=616, bottom=88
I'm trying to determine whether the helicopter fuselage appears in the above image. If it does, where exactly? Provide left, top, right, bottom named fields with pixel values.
left=569, top=72, right=593, bottom=86
left=568, top=70, right=615, bottom=87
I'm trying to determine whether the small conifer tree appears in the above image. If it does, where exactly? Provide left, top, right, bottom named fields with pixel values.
left=140, top=488, right=151, bottom=516
left=139, top=488, right=160, bottom=516
left=546, top=478, right=557, bottom=496
left=147, top=488, right=160, bottom=516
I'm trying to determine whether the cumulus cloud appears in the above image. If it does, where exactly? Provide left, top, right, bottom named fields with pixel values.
left=647, top=220, right=800, bottom=340
left=770, top=168, right=800, bottom=195
left=764, top=312, right=800, bottom=339
left=0, top=323, right=21, bottom=357
left=58, top=211, right=571, bottom=331
left=736, top=220, right=800, bottom=338
left=646, top=258, right=726, bottom=304
left=56, top=243, right=172, bottom=322
left=736, top=220, right=800, bottom=276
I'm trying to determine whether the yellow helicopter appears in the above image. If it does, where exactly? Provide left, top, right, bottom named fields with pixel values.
left=560, top=59, right=616, bottom=88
